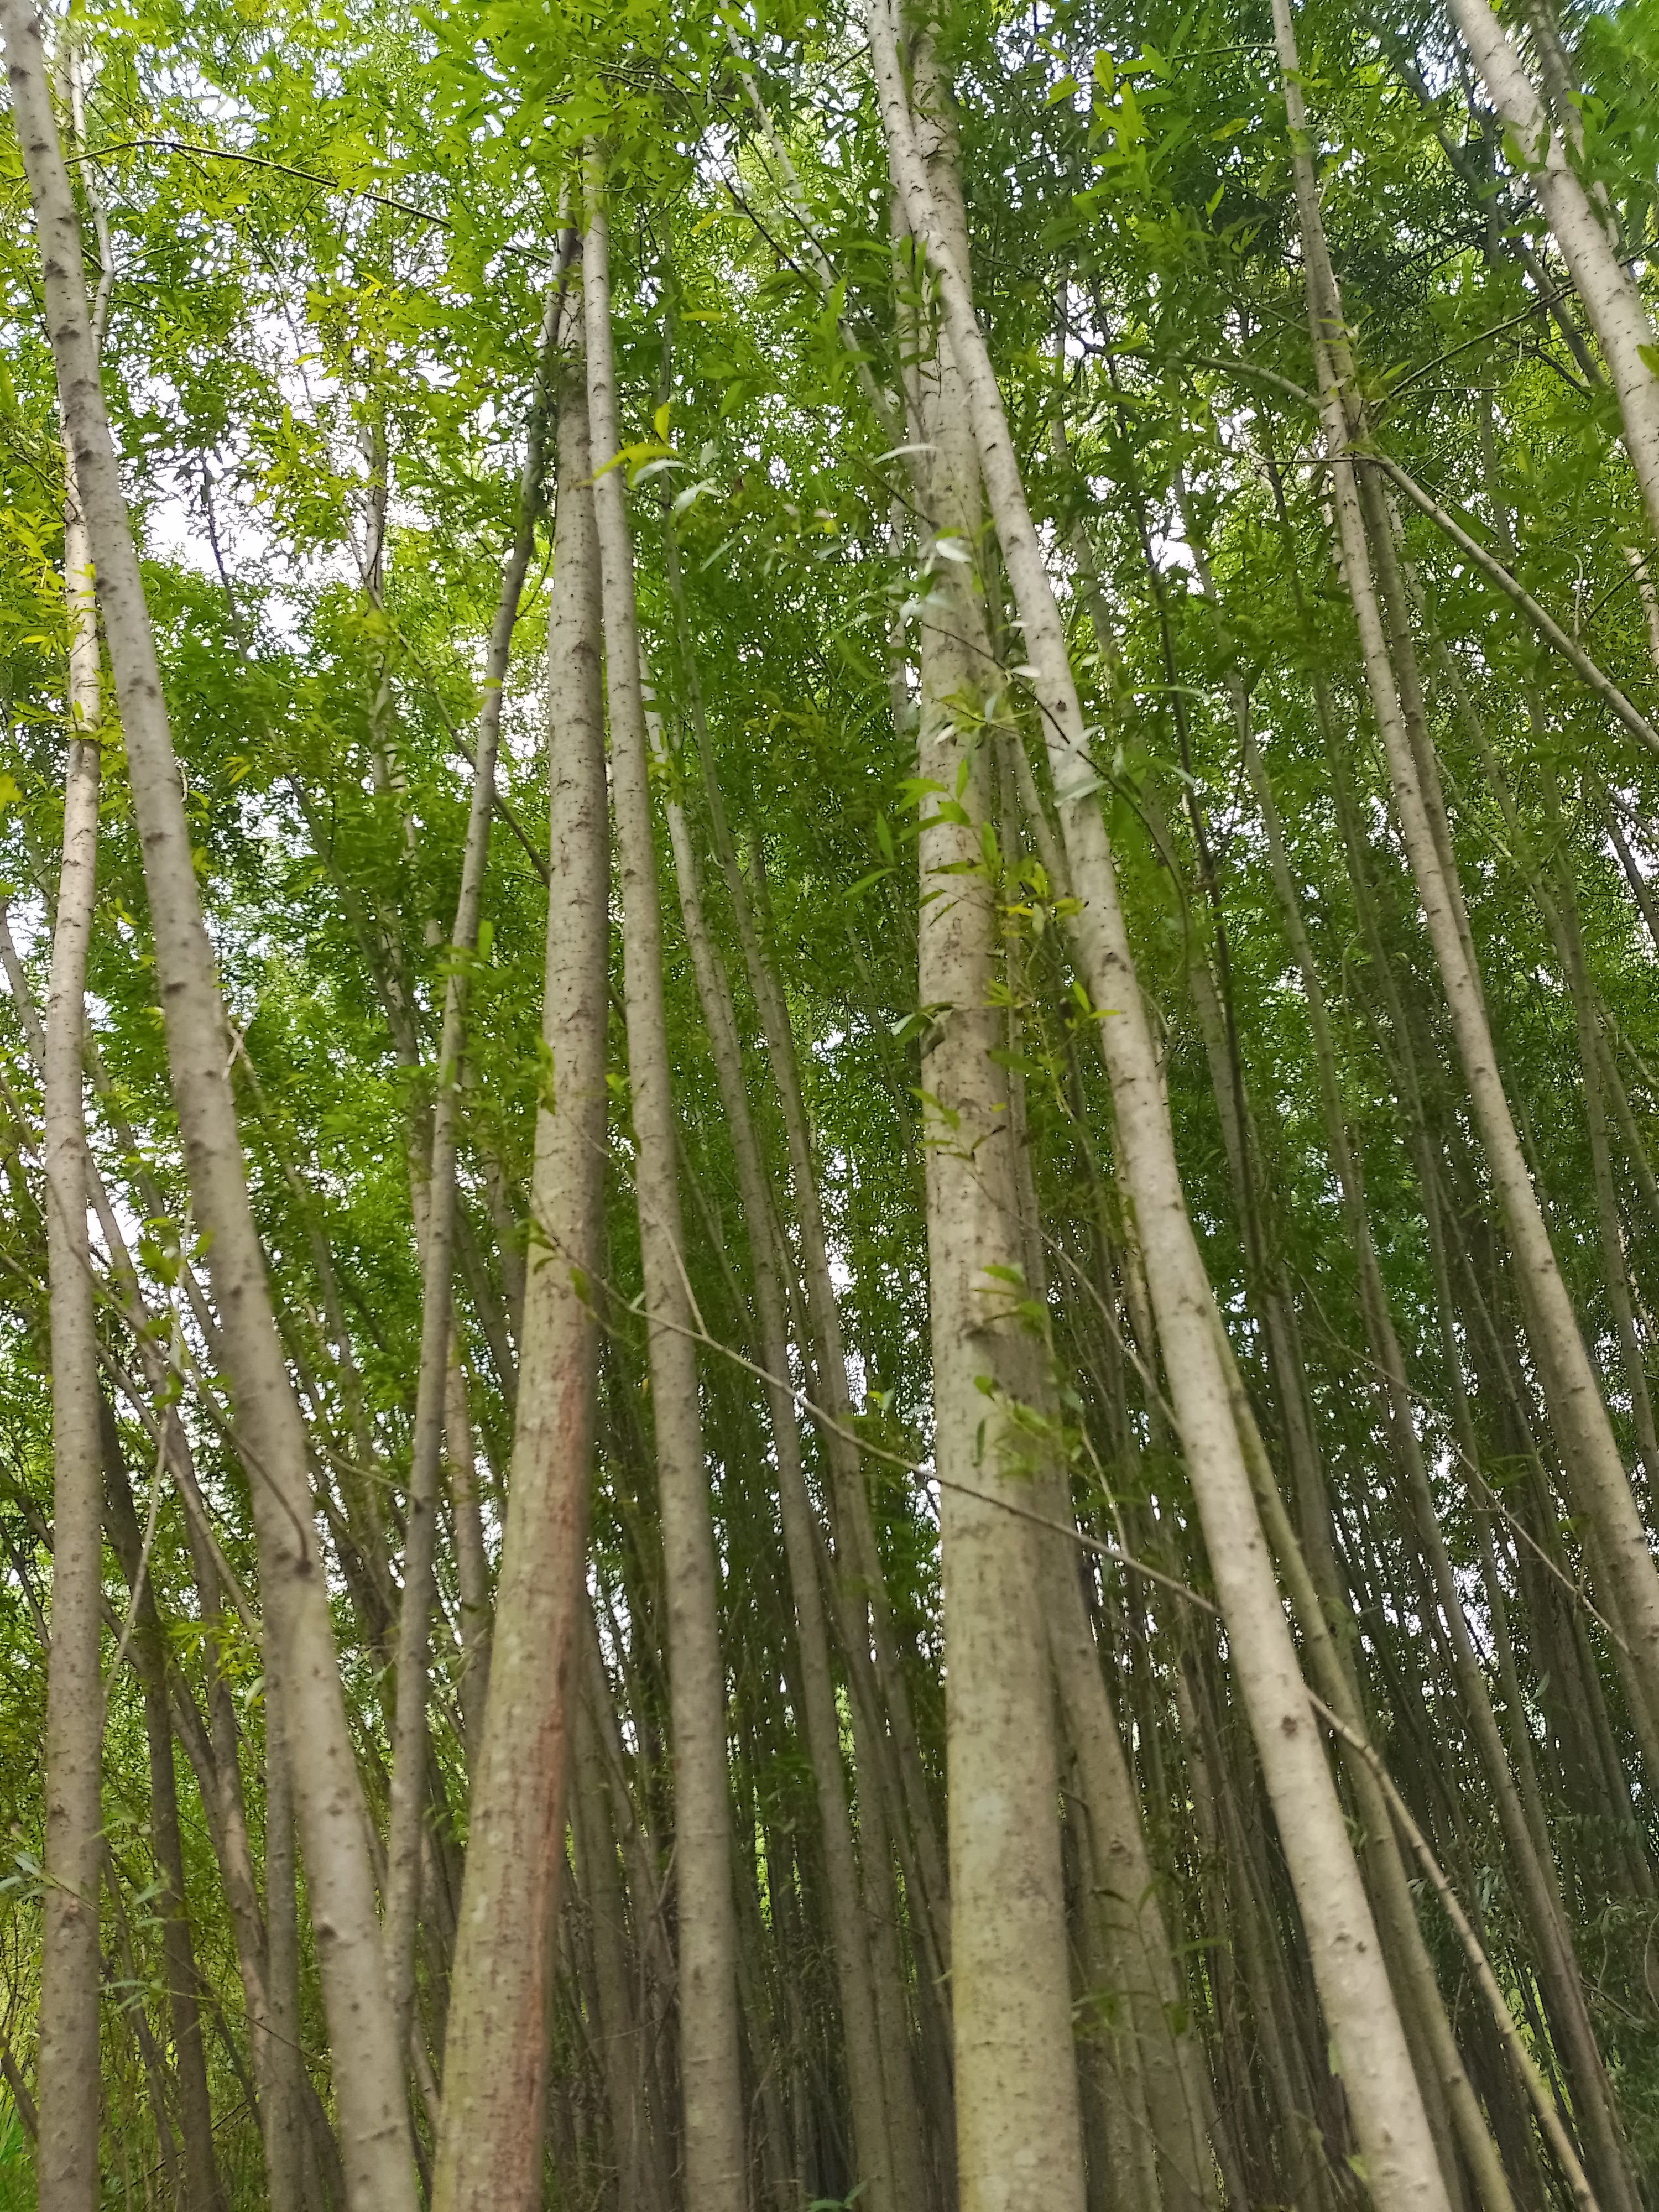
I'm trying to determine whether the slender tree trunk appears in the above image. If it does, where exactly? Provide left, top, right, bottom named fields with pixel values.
left=653, top=684, right=901, bottom=2212
left=1446, top=0, right=1659, bottom=545
left=36, top=447, right=106, bottom=2212
left=444, top=1355, right=492, bottom=1772
left=581, top=164, right=747, bottom=2211
left=99, top=1416, right=225, bottom=2212
left=432, top=283, right=611, bottom=2212
left=265, top=1687, right=307, bottom=2212
left=0, top=13, right=417, bottom=2203
left=869, top=3, right=1452, bottom=2199
left=881, top=26, right=1088, bottom=2206
left=1279, top=0, right=1659, bottom=1786
left=384, top=265, right=570, bottom=2052
left=34, top=40, right=112, bottom=2187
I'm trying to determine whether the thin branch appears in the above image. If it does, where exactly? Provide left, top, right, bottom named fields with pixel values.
left=65, top=138, right=451, bottom=229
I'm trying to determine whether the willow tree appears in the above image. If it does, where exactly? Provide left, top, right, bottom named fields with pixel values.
left=3, top=0, right=1659, bottom=2204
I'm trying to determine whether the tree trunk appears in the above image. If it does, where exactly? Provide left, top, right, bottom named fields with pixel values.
left=432, top=282, right=611, bottom=2212
left=869, top=2, right=1453, bottom=2198
left=0, top=12, right=417, bottom=2203
left=581, top=164, right=747, bottom=2211
left=35, top=437, right=107, bottom=2212
left=384, top=264, right=570, bottom=2055
left=653, top=679, right=901, bottom=2212
left=265, top=1685, right=308, bottom=2212
left=880, top=22, right=1088, bottom=2205
left=1446, top=0, right=1659, bottom=545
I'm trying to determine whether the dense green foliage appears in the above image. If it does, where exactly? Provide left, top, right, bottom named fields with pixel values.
left=5, top=0, right=1659, bottom=2198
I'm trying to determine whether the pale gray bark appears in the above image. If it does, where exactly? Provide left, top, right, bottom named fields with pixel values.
left=383, top=264, right=570, bottom=2053
left=1448, top=0, right=1659, bottom=546
left=652, top=677, right=899, bottom=2212
left=35, top=457, right=107, bottom=2212
left=0, top=9, right=416, bottom=2203
left=432, top=298, right=611, bottom=2212
left=444, top=1353, right=492, bottom=1771
left=264, top=1691, right=306, bottom=2212
left=582, top=168, right=747, bottom=2210
left=33, top=40, right=110, bottom=2201
left=882, top=19, right=1088, bottom=2206
left=869, top=1, right=1452, bottom=2199
left=1277, top=0, right=1659, bottom=1793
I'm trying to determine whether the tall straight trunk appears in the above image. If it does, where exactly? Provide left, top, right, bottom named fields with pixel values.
left=1173, top=499, right=1537, bottom=2210
left=0, top=12, right=418, bottom=2204
left=34, top=39, right=111, bottom=2190
left=652, top=690, right=901, bottom=2212
left=868, top=3, right=1450, bottom=2201
left=884, top=24, right=1087, bottom=2206
left=432, top=298, right=611, bottom=2212
left=100, top=1416, right=225, bottom=2212
left=383, top=266, right=570, bottom=2050
left=1272, top=0, right=1659, bottom=1790
left=665, top=540, right=952, bottom=1979
left=1445, top=0, right=1659, bottom=545
left=658, top=491, right=948, bottom=1958
left=444, top=1355, right=492, bottom=1771
left=581, top=167, right=747, bottom=2210
left=573, top=1691, right=671, bottom=2212
left=35, top=447, right=106, bottom=2212
left=264, top=1686, right=307, bottom=2212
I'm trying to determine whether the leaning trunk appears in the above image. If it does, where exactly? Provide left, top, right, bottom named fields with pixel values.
left=868, top=2, right=1452, bottom=2199
left=0, top=11, right=418, bottom=2203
